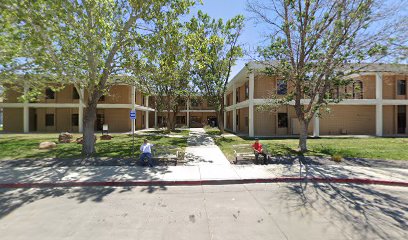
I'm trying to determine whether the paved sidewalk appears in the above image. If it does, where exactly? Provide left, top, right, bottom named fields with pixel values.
left=1, top=163, right=407, bottom=186
left=184, top=128, right=230, bottom=165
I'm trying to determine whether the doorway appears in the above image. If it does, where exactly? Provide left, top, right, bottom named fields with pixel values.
left=207, top=116, right=217, bottom=127
left=397, top=105, right=406, bottom=134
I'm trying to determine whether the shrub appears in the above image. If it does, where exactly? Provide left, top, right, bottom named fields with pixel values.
left=331, top=154, right=342, bottom=162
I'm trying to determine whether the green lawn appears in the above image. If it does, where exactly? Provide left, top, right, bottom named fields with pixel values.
left=0, top=133, right=187, bottom=160
left=215, top=136, right=408, bottom=161
left=143, top=129, right=190, bottom=136
left=203, top=126, right=221, bottom=136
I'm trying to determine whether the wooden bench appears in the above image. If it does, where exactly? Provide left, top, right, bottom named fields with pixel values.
left=233, top=144, right=270, bottom=164
left=151, top=145, right=185, bottom=166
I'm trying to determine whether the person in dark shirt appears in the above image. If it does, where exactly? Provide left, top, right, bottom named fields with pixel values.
left=252, top=138, right=268, bottom=164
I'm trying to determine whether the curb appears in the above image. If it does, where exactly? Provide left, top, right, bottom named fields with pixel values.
left=0, top=177, right=408, bottom=189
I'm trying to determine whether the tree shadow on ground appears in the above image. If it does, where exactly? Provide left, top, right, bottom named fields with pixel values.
left=277, top=164, right=408, bottom=240
left=0, top=163, right=173, bottom=220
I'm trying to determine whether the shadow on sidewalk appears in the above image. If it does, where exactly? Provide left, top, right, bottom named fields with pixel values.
left=279, top=162, right=408, bottom=239
left=0, top=163, right=172, bottom=220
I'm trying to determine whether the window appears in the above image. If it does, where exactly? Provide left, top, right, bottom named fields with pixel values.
left=72, top=114, right=79, bottom=126
left=45, top=88, right=55, bottom=99
left=236, top=114, right=239, bottom=126
left=99, top=95, right=105, bottom=101
left=278, top=113, right=288, bottom=128
left=72, top=88, right=80, bottom=99
left=353, top=80, right=363, bottom=99
left=245, top=117, right=248, bottom=127
left=277, top=80, right=287, bottom=95
left=236, top=88, right=240, bottom=102
left=45, top=114, right=54, bottom=126
left=397, top=80, right=406, bottom=95
left=142, top=94, right=145, bottom=106
left=245, top=82, right=249, bottom=99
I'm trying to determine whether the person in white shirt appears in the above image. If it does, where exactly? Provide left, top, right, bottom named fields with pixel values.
left=139, top=139, right=154, bottom=167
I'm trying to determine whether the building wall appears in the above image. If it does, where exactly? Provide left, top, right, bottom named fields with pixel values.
left=3, top=108, right=23, bottom=132
left=226, top=111, right=233, bottom=130
left=383, top=75, right=396, bottom=99
left=104, top=108, right=131, bottom=132
left=254, top=74, right=276, bottom=99
left=237, top=107, right=249, bottom=134
left=320, top=105, right=376, bottom=135
left=4, top=87, right=21, bottom=103
left=104, top=85, right=131, bottom=104
left=383, top=105, right=395, bottom=135
left=226, top=93, right=232, bottom=106
left=359, top=75, right=376, bottom=99
left=254, top=110, right=276, bottom=136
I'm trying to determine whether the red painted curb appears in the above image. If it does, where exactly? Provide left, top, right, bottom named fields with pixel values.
left=0, top=177, right=407, bottom=189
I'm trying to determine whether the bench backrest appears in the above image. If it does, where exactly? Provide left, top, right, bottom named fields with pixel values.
left=233, top=144, right=253, bottom=153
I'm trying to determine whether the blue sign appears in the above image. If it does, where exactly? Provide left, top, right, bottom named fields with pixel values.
left=130, top=110, right=136, bottom=120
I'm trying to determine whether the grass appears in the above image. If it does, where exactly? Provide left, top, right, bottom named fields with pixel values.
left=203, top=126, right=222, bottom=136
left=214, top=136, right=408, bottom=161
left=143, top=129, right=190, bottom=136
left=0, top=133, right=188, bottom=160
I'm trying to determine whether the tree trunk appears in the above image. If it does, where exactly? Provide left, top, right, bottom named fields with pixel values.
left=166, top=110, right=172, bottom=131
left=217, top=110, right=225, bottom=133
left=82, top=101, right=97, bottom=156
left=298, top=120, right=309, bottom=153
left=218, top=96, right=225, bottom=133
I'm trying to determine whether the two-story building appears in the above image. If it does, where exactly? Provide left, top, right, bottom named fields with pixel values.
left=224, top=62, right=408, bottom=137
left=0, top=84, right=217, bottom=133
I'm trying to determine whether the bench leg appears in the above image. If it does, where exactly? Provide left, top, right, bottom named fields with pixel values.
left=234, top=157, right=238, bottom=164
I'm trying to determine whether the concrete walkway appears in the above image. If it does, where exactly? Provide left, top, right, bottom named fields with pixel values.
left=184, top=128, right=230, bottom=166
left=1, top=163, right=407, bottom=187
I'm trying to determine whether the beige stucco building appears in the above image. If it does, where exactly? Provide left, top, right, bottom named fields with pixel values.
left=0, top=84, right=217, bottom=133
left=224, top=62, right=408, bottom=137
left=1, top=62, right=407, bottom=136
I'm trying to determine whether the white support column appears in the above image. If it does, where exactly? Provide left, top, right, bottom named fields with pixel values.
left=313, top=111, right=320, bottom=137
left=144, top=96, right=149, bottom=129
left=248, top=72, right=255, bottom=137
left=78, top=88, right=84, bottom=133
left=131, top=85, right=136, bottom=132
left=232, top=84, right=237, bottom=133
left=23, top=84, right=29, bottom=133
left=223, top=93, right=227, bottom=129
left=375, top=72, right=383, bottom=136
left=186, top=98, right=190, bottom=128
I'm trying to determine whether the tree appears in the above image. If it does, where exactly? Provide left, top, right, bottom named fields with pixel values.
left=247, top=0, right=407, bottom=152
left=133, top=12, right=194, bottom=131
left=1, top=0, right=195, bottom=155
left=187, top=10, right=244, bottom=133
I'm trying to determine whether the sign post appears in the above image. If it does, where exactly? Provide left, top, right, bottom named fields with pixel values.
left=130, top=110, right=136, bottom=159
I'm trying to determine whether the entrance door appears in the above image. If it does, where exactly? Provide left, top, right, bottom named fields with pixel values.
left=397, top=105, right=406, bottom=134
left=207, top=116, right=217, bottom=127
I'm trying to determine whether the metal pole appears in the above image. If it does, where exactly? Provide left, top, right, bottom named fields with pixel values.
left=132, top=120, right=135, bottom=159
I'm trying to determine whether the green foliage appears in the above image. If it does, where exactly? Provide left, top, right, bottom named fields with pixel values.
left=247, top=0, right=403, bottom=151
left=186, top=11, right=244, bottom=112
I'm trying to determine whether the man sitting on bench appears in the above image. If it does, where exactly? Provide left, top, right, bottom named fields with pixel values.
left=252, top=138, right=267, bottom=164
left=139, top=139, right=154, bottom=167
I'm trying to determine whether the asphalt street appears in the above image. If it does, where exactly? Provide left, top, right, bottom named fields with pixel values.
left=0, top=182, right=407, bottom=240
